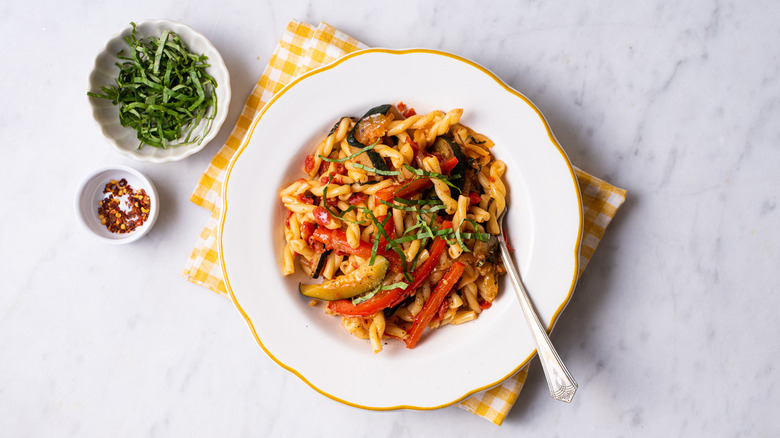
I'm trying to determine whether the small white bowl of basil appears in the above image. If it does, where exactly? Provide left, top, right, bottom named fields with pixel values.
left=88, top=20, right=231, bottom=163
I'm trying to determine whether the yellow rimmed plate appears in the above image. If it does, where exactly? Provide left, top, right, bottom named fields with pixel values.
left=219, top=48, right=582, bottom=410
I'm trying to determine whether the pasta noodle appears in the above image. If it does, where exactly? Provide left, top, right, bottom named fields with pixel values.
left=279, top=102, right=507, bottom=353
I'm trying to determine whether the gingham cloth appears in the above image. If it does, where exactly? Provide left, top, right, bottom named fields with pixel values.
left=183, top=21, right=627, bottom=426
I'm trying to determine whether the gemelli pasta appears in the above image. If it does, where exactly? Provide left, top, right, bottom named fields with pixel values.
left=279, top=102, right=507, bottom=353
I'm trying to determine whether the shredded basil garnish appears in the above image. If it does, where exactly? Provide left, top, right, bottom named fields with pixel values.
left=391, top=197, right=443, bottom=206
left=353, top=163, right=401, bottom=176
left=368, top=214, right=391, bottom=266
left=453, top=218, right=470, bottom=252
left=318, top=138, right=380, bottom=163
left=351, top=281, right=410, bottom=305
left=378, top=198, right=446, bottom=214
left=87, top=22, right=218, bottom=149
left=363, top=207, right=412, bottom=282
left=402, top=164, right=459, bottom=181
left=460, top=218, right=492, bottom=241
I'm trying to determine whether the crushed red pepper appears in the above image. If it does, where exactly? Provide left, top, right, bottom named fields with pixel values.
left=97, top=178, right=151, bottom=234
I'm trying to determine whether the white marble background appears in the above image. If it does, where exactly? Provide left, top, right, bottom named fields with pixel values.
left=1, top=0, right=778, bottom=436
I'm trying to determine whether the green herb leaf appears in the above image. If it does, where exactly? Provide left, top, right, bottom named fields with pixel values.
left=453, top=218, right=470, bottom=253
left=378, top=198, right=447, bottom=214
left=460, top=218, right=492, bottom=241
left=351, top=281, right=410, bottom=305
left=391, top=197, right=443, bottom=206
left=352, top=163, right=401, bottom=176
left=363, top=207, right=412, bottom=282
left=402, top=164, right=458, bottom=181
left=318, top=138, right=380, bottom=163
left=86, top=22, right=218, bottom=149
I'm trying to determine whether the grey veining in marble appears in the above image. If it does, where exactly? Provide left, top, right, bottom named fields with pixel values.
left=1, top=0, right=779, bottom=436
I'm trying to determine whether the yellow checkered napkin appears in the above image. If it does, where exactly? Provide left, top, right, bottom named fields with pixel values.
left=182, top=21, right=627, bottom=426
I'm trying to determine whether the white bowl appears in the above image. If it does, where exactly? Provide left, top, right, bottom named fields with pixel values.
left=87, top=20, right=231, bottom=163
left=74, top=165, right=159, bottom=244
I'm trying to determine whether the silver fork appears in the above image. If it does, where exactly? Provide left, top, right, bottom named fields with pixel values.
left=496, top=210, right=578, bottom=403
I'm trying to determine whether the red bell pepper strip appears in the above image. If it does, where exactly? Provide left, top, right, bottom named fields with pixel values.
left=375, top=178, right=433, bottom=203
left=439, top=156, right=459, bottom=175
left=327, top=222, right=452, bottom=316
left=394, top=178, right=433, bottom=199
left=310, top=227, right=402, bottom=272
left=405, top=261, right=466, bottom=349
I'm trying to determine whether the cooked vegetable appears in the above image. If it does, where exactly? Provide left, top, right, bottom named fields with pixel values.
left=405, top=262, right=466, bottom=348
left=347, top=104, right=392, bottom=147
left=366, top=150, right=390, bottom=172
left=310, top=249, right=332, bottom=279
left=375, top=178, right=433, bottom=202
left=310, top=227, right=403, bottom=273
left=347, top=104, right=392, bottom=171
left=327, top=222, right=452, bottom=316
left=87, top=22, right=218, bottom=149
left=299, top=256, right=390, bottom=301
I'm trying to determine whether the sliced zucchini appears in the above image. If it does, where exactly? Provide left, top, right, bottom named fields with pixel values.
left=327, top=117, right=354, bottom=137
left=366, top=149, right=390, bottom=172
left=299, top=256, right=390, bottom=301
left=311, top=249, right=332, bottom=279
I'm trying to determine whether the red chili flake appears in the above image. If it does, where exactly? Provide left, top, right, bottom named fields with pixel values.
left=347, top=193, right=368, bottom=205
left=396, top=102, right=407, bottom=113
left=403, top=108, right=416, bottom=118
left=479, top=301, right=493, bottom=310
left=313, top=206, right=331, bottom=226
left=304, top=154, right=315, bottom=173
left=96, top=178, right=151, bottom=234
left=468, top=192, right=482, bottom=205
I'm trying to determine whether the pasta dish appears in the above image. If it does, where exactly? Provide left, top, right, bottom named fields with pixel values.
left=279, top=103, right=507, bottom=353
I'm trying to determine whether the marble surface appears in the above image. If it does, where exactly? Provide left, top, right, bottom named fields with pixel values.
left=1, top=0, right=778, bottom=435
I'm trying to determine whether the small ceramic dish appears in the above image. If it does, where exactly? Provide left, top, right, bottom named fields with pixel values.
left=87, top=20, right=231, bottom=163
left=74, top=165, right=159, bottom=244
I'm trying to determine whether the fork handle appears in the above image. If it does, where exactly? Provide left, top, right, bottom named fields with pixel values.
left=498, top=234, right=578, bottom=403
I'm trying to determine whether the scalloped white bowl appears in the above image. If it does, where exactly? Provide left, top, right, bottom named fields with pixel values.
left=87, top=20, right=231, bottom=163
left=219, top=48, right=583, bottom=410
